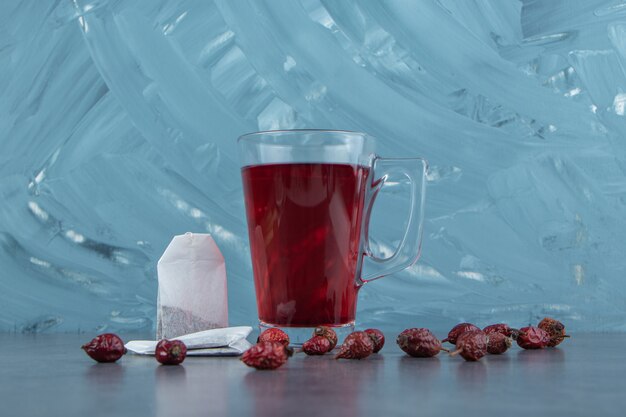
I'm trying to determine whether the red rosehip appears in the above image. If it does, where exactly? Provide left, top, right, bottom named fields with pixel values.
left=397, top=328, right=446, bottom=358
left=486, top=332, right=512, bottom=355
left=442, top=323, right=481, bottom=344
left=241, top=342, right=289, bottom=370
left=258, top=328, right=290, bottom=347
left=335, top=331, right=374, bottom=360
left=313, top=326, right=338, bottom=350
left=364, top=329, right=385, bottom=353
left=483, top=323, right=521, bottom=340
left=82, top=333, right=126, bottom=363
left=302, top=336, right=331, bottom=355
left=155, top=339, right=187, bottom=365
left=451, top=330, right=487, bottom=361
left=517, top=326, right=551, bottom=350
left=538, top=317, right=569, bottom=347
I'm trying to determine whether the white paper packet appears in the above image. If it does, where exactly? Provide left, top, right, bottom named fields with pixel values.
left=126, top=326, right=253, bottom=357
left=157, top=232, right=228, bottom=339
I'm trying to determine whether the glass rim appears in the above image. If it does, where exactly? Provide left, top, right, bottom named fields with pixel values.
left=237, top=129, right=369, bottom=143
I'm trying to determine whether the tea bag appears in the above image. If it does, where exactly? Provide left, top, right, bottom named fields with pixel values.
left=157, top=233, right=228, bottom=339
left=126, top=327, right=252, bottom=356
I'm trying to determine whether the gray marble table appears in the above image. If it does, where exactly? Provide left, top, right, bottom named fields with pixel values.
left=1, top=333, right=624, bottom=416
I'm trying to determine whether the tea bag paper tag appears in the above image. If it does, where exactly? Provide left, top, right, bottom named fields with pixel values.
left=126, top=327, right=253, bottom=357
left=157, top=233, right=228, bottom=339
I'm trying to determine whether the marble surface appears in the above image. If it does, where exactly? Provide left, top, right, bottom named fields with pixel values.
left=1, top=332, right=624, bottom=417
left=4, top=1, right=626, bottom=333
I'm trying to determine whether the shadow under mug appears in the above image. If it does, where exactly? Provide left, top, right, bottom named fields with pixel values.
left=238, top=129, right=427, bottom=343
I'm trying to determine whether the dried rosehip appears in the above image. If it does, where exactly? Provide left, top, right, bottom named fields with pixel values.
left=486, top=332, right=512, bottom=355
left=364, top=328, right=385, bottom=353
left=313, top=326, right=338, bottom=350
left=517, top=326, right=550, bottom=350
left=397, top=328, right=446, bottom=358
left=257, top=328, right=290, bottom=347
left=335, top=331, right=374, bottom=360
left=241, top=342, right=289, bottom=370
left=442, top=323, right=481, bottom=344
left=302, top=335, right=331, bottom=355
left=483, top=323, right=521, bottom=340
left=155, top=339, right=187, bottom=365
left=538, top=317, right=569, bottom=347
left=82, top=333, right=126, bottom=363
left=450, top=330, right=487, bottom=361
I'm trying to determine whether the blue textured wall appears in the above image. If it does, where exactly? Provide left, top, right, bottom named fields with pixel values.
left=1, top=0, right=626, bottom=332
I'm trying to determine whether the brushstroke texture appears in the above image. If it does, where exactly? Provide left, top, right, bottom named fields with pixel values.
left=1, top=0, right=625, bottom=332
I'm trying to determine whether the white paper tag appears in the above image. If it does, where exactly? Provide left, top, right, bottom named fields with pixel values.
left=126, top=326, right=253, bottom=356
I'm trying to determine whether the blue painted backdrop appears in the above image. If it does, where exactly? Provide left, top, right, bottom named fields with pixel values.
left=1, top=0, right=625, bottom=333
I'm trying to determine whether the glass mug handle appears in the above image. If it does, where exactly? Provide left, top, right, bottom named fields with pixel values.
left=360, top=157, right=428, bottom=283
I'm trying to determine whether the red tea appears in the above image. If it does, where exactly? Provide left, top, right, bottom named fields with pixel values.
left=241, top=163, right=370, bottom=327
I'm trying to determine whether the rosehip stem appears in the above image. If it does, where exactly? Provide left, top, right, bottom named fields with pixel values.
left=449, top=348, right=462, bottom=357
left=441, top=338, right=450, bottom=343
left=440, top=347, right=450, bottom=353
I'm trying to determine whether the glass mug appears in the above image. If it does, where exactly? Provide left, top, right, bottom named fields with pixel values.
left=238, top=130, right=427, bottom=342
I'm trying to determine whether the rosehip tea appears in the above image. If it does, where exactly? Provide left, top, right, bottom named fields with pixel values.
left=238, top=130, right=427, bottom=341
left=242, top=163, right=369, bottom=327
